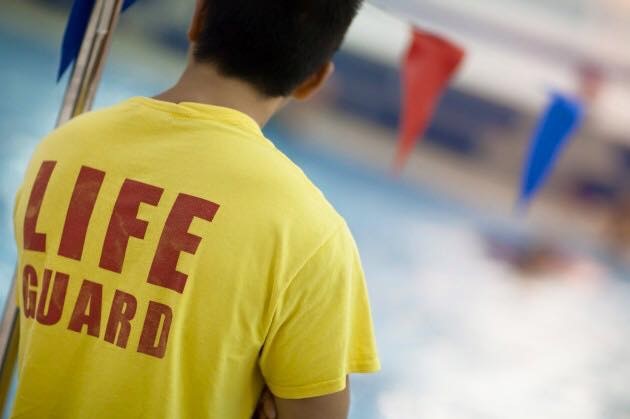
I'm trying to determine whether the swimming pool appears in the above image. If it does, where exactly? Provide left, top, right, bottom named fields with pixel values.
left=2, top=11, right=630, bottom=419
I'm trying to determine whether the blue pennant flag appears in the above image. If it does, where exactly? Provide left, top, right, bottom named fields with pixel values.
left=122, top=0, right=137, bottom=12
left=518, top=92, right=584, bottom=208
left=57, top=0, right=138, bottom=81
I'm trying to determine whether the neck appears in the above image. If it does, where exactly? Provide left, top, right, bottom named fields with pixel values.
left=154, top=63, right=285, bottom=127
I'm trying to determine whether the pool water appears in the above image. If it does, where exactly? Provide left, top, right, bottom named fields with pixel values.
left=2, top=18, right=630, bottom=419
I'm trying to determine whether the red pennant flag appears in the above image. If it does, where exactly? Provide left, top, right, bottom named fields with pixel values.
left=578, top=63, right=603, bottom=104
left=394, top=29, right=465, bottom=171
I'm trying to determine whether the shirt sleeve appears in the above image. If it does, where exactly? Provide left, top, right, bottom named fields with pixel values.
left=259, top=222, right=380, bottom=399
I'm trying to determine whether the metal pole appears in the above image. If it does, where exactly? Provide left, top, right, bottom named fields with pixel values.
left=0, top=271, right=18, bottom=411
left=58, top=0, right=125, bottom=124
left=0, top=0, right=125, bottom=411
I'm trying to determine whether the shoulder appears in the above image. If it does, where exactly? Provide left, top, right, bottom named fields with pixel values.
left=257, top=144, right=344, bottom=234
left=34, top=102, right=131, bottom=152
left=241, top=144, right=352, bottom=282
left=55, top=102, right=131, bottom=134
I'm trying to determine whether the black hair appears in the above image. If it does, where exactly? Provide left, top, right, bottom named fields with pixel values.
left=194, top=0, right=363, bottom=97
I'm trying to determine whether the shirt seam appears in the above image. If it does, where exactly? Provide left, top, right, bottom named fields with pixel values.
left=262, top=218, right=346, bottom=341
left=265, top=355, right=380, bottom=398
left=278, top=218, right=345, bottom=304
left=127, top=97, right=272, bottom=149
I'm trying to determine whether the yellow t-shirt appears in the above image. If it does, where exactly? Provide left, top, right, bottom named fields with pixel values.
left=11, top=97, right=379, bottom=419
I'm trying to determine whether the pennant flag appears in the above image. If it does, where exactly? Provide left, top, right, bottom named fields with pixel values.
left=518, top=93, right=584, bottom=207
left=122, top=0, right=137, bottom=12
left=58, top=0, right=138, bottom=81
left=394, top=29, right=465, bottom=171
left=578, top=64, right=603, bottom=104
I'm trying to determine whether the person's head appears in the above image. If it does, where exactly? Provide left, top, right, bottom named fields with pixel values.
left=188, top=0, right=363, bottom=101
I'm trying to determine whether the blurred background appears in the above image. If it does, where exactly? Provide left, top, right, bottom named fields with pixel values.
left=2, top=0, right=630, bottom=418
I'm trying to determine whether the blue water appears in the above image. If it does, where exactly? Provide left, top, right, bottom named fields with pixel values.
left=3, top=15, right=630, bottom=419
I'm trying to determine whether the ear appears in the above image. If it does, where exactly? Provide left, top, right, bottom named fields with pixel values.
left=292, top=62, right=335, bottom=101
left=188, top=0, right=208, bottom=42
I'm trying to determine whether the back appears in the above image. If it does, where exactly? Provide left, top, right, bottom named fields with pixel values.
left=11, top=98, right=379, bottom=418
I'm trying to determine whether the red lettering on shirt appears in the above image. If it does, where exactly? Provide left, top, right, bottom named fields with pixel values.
left=99, top=179, right=163, bottom=273
left=147, top=193, right=219, bottom=293
left=23, top=161, right=56, bottom=252
left=22, top=264, right=38, bottom=319
left=137, top=301, right=172, bottom=358
left=36, top=269, right=69, bottom=326
left=58, top=166, right=106, bottom=260
left=104, top=290, right=137, bottom=349
left=19, top=162, right=224, bottom=361
left=68, top=280, right=103, bottom=337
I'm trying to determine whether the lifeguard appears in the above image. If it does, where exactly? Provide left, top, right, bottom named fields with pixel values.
left=11, top=0, right=379, bottom=417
